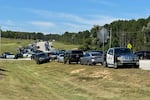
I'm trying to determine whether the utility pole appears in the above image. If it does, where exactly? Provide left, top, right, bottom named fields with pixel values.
left=109, top=28, right=112, bottom=48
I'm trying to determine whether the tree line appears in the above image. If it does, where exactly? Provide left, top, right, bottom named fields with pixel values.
left=1, top=16, right=150, bottom=51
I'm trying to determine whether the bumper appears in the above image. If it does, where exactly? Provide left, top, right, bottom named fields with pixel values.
left=117, top=61, right=139, bottom=66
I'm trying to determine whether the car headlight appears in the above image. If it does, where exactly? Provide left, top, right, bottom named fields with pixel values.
left=91, top=59, right=95, bottom=62
left=117, top=56, right=122, bottom=61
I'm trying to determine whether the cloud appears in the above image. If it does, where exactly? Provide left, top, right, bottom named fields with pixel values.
left=61, top=23, right=90, bottom=32
left=0, top=20, right=55, bottom=34
left=29, top=21, right=55, bottom=28
left=0, top=20, right=22, bottom=31
left=30, top=9, right=118, bottom=25
left=26, top=21, right=56, bottom=34
left=27, top=9, right=121, bottom=33
left=1, top=9, right=119, bottom=34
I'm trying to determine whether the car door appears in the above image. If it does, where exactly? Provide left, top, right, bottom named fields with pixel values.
left=106, top=48, right=114, bottom=66
left=85, top=53, right=91, bottom=64
left=80, top=53, right=89, bottom=64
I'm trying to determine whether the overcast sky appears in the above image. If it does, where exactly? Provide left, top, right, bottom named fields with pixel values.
left=0, top=0, right=150, bottom=34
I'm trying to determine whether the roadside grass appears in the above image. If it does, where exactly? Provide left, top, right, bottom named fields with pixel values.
left=0, top=38, right=80, bottom=54
left=0, top=60, right=150, bottom=100
left=52, top=41, right=80, bottom=50
left=1, top=38, right=33, bottom=54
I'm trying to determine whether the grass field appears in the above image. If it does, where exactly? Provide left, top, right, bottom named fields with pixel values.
left=0, top=38, right=150, bottom=100
left=0, top=38, right=79, bottom=54
left=0, top=38, right=33, bottom=54
left=52, top=41, right=80, bottom=50
left=0, top=61, right=150, bottom=100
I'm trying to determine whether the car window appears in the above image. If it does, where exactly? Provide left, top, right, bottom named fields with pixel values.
left=60, top=54, right=64, bottom=57
left=115, top=48, right=132, bottom=54
left=38, top=53, right=47, bottom=57
left=91, top=53, right=101, bottom=56
left=84, top=53, right=90, bottom=57
left=108, top=49, right=113, bottom=55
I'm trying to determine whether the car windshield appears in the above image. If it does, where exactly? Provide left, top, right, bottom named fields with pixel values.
left=91, top=53, right=101, bottom=56
left=60, top=54, right=64, bottom=57
left=72, top=51, right=83, bottom=54
left=5, top=52, right=13, bottom=55
left=88, top=52, right=102, bottom=56
left=115, top=48, right=132, bottom=54
left=38, top=53, right=47, bottom=57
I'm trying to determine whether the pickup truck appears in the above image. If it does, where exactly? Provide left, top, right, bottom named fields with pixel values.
left=103, top=47, right=139, bottom=68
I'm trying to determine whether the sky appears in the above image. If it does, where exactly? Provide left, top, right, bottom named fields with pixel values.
left=0, top=0, right=150, bottom=34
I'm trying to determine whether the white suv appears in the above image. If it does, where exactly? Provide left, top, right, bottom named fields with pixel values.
left=104, top=47, right=139, bottom=68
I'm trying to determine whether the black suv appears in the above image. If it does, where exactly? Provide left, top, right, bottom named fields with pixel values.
left=64, top=50, right=83, bottom=64
left=134, top=51, right=150, bottom=59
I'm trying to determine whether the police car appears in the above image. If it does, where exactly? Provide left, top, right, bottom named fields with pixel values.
left=104, top=47, right=139, bottom=68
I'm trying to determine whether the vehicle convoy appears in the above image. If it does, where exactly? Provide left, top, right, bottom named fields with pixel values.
left=104, top=47, right=139, bottom=68
left=64, top=50, right=83, bottom=64
left=80, top=51, right=103, bottom=65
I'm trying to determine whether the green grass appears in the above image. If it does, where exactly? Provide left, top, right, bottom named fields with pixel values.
left=0, top=60, right=150, bottom=100
left=52, top=41, right=80, bottom=50
left=0, top=38, right=80, bottom=54
left=0, top=38, right=33, bottom=54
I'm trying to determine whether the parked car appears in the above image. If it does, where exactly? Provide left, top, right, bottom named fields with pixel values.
left=15, top=53, right=23, bottom=59
left=34, top=53, right=50, bottom=64
left=80, top=51, right=103, bottom=65
left=64, top=50, right=83, bottom=64
left=134, top=51, right=150, bottom=60
left=47, top=51, right=58, bottom=60
left=23, top=52, right=33, bottom=58
left=1, top=52, right=15, bottom=59
left=104, top=47, right=139, bottom=68
left=31, top=50, right=43, bottom=60
left=57, top=54, right=64, bottom=63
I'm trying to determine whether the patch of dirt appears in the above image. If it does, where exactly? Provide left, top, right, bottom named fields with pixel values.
left=88, top=70, right=112, bottom=80
left=70, top=69, right=112, bottom=81
left=81, top=70, right=112, bottom=80
left=70, top=68, right=85, bottom=74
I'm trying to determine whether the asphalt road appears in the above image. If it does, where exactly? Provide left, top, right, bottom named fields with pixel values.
left=0, top=58, right=31, bottom=60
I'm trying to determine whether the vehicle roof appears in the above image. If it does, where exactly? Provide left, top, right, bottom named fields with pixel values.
left=109, top=47, right=130, bottom=49
left=66, top=50, right=82, bottom=51
left=86, top=51, right=101, bottom=54
left=4, top=52, right=13, bottom=54
left=35, top=52, right=46, bottom=55
left=136, top=50, right=150, bottom=52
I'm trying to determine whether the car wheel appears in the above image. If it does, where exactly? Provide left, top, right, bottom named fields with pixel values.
left=66, top=60, right=70, bottom=64
left=135, top=65, right=139, bottom=68
left=92, top=63, right=96, bottom=65
left=87, top=61, right=91, bottom=66
left=76, top=61, right=79, bottom=64
left=80, top=60, right=83, bottom=65
left=114, top=62, right=118, bottom=69
left=103, top=61, right=107, bottom=67
left=64, top=60, right=66, bottom=64
left=36, top=60, right=40, bottom=64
